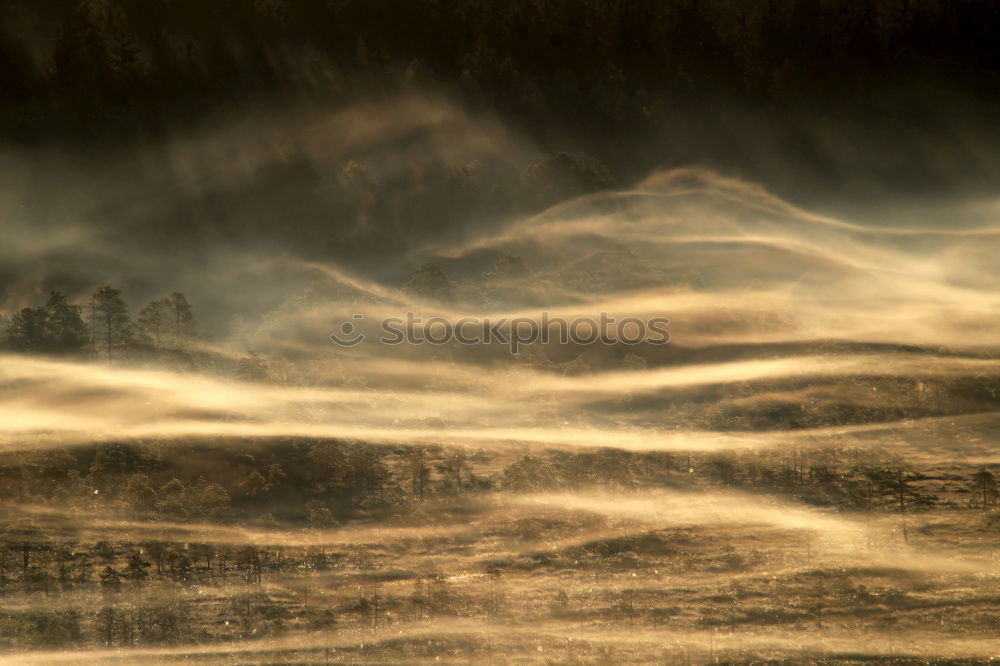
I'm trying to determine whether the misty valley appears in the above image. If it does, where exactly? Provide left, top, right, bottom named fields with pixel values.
left=3, top=1, right=1000, bottom=664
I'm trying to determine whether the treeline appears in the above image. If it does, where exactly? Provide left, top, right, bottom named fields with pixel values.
left=4, top=440, right=998, bottom=530
left=1, top=286, right=195, bottom=360
left=0, top=440, right=489, bottom=525
left=4, top=0, right=1000, bottom=150
left=0, top=534, right=327, bottom=648
left=501, top=447, right=952, bottom=517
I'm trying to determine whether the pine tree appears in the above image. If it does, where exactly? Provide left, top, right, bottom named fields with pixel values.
left=137, top=299, right=169, bottom=348
left=124, top=552, right=151, bottom=584
left=868, top=465, right=937, bottom=542
left=436, top=451, right=471, bottom=495
left=969, top=468, right=999, bottom=511
left=165, top=292, right=194, bottom=348
left=2, top=291, right=87, bottom=353
left=90, top=285, right=133, bottom=361
left=3, top=307, right=47, bottom=351
left=399, top=447, right=433, bottom=502
left=44, top=291, right=88, bottom=352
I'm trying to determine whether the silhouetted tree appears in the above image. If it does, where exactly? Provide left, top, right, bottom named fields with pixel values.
left=99, top=565, right=122, bottom=594
left=164, top=292, right=194, bottom=348
left=436, top=450, right=471, bottom=495
left=399, top=447, right=433, bottom=502
left=868, top=465, right=936, bottom=541
left=346, top=444, right=389, bottom=499
left=190, top=543, right=215, bottom=570
left=143, top=541, right=168, bottom=576
left=43, top=291, right=88, bottom=352
left=89, top=285, right=133, bottom=361
left=186, top=477, right=231, bottom=517
left=502, top=455, right=552, bottom=491
left=3, top=518, right=45, bottom=573
left=306, top=499, right=336, bottom=526
left=404, top=263, right=453, bottom=298
left=97, top=606, right=117, bottom=646
left=136, top=298, right=168, bottom=348
left=0, top=545, right=11, bottom=588
left=89, top=443, right=147, bottom=490
left=155, top=479, right=189, bottom=519
left=120, top=474, right=158, bottom=512
left=3, top=306, right=47, bottom=351
left=3, top=292, right=88, bottom=353
left=241, top=469, right=270, bottom=499
left=969, top=468, right=999, bottom=511
left=169, top=553, right=194, bottom=583
left=307, top=442, right=348, bottom=494
left=124, top=552, right=151, bottom=584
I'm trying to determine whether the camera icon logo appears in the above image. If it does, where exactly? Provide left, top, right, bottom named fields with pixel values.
left=329, top=314, right=366, bottom=347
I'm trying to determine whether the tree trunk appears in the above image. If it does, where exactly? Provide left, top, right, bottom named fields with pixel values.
left=105, top=299, right=113, bottom=361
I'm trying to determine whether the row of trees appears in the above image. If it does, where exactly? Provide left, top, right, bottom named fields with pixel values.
left=6, top=439, right=998, bottom=529
left=0, top=439, right=487, bottom=526
left=0, top=523, right=276, bottom=593
left=0, top=292, right=87, bottom=355
left=2, top=287, right=194, bottom=360
left=5, top=0, right=1000, bottom=135
left=0, top=534, right=276, bottom=648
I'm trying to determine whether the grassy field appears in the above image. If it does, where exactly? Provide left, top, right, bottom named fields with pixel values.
left=2, top=429, right=1000, bottom=664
